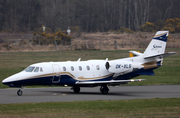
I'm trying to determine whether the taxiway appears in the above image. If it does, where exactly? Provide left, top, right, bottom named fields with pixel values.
left=0, top=85, right=180, bottom=104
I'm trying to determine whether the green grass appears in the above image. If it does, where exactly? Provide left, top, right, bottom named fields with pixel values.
left=0, top=49, right=180, bottom=88
left=0, top=98, right=179, bottom=118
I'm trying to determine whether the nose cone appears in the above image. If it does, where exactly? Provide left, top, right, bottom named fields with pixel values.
left=2, top=76, right=15, bottom=85
left=2, top=78, right=8, bottom=84
left=2, top=72, right=22, bottom=86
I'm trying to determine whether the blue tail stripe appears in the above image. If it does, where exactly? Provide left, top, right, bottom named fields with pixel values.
left=153, top=34, right=167, bottom=42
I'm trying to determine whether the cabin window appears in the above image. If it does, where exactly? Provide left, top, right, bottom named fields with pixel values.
left=79, top=66, right=82, bottom=71
left=71, top=66, right=74, bottom=71
left=34, top=67, right=39, bottom=72
left=24, top=66, right=35, bottom=72
left=40, top=67, right=43, bottom=72
left=63, top=66, right=66, bottom=71
left=96, top=65, right=100, bottom=70
left=87, top=66, right=90, bottom=70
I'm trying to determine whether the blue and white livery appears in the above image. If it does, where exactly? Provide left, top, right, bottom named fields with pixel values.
left=2, top=31, right=176, bottom=96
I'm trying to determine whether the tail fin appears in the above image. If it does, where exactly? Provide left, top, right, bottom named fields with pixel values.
left=143, top=31, right=169, bottom=59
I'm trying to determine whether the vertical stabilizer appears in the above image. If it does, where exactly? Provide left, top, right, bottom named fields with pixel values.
left=143, top=31, right=169, bottom=58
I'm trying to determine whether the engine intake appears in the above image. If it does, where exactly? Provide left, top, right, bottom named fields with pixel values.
left=105, top=62, right=110, bottom=70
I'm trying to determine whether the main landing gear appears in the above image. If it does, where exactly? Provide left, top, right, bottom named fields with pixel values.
left=17, top=87, right=25, bottom=96
left=71, top=86, right=80, bottom=93
left=100, top=85, right=109, bottom=94
left=71, top=85, right=109, bottom=94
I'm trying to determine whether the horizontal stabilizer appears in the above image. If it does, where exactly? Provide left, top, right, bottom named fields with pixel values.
left=144, top=52, right=176, bottom=59
left=129, top=51, right=143, bottom=56
left=76, top=79, right=145, bottom=85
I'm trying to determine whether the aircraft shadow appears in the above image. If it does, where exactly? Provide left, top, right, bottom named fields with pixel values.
left=38, top=90, right=142, bottom=97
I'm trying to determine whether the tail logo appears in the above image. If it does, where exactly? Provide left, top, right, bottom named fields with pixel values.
left=151, top=44, right=162, bottom=51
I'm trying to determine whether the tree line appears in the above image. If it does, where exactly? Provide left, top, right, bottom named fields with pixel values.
left=139, top=18, right=180, bottom=33
left=0, top=0, right=180, bottom=33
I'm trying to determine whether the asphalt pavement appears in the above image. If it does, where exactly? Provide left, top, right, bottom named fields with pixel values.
left=0, top=85, right=180, bottom=104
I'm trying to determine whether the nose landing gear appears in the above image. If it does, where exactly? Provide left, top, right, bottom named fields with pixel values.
left=17, top=89, right=23, bottom=96
left=17, top=87, right=25, bottom=96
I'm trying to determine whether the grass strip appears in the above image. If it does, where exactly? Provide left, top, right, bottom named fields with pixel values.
left=0, top=98, right=179, bottom=118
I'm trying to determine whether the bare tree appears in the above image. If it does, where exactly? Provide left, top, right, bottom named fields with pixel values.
left=0, top=0, right=179, bottom=32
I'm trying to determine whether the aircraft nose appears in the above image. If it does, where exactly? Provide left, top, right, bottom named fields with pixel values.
left=2, top=79, right=5, bottom=84
left=2, top=76, right=20, bottom=87
left=2, top=72, right=24, bottom=87
left=2, top=77, right=12, bottom=85
left=2, top=73, right=20, bottom=85
left=2, top=79, right=7, bottom=84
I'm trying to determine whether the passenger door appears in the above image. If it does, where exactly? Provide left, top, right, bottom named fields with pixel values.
left=52, top=65, right=61, bottom=83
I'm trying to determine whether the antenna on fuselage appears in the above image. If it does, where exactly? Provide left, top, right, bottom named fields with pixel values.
left=77, top=58, right=81, bottom=62
left=106, top=58, right=108, bottom=62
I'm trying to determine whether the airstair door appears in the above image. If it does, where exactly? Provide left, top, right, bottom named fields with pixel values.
left=52, top=65, right=61, bottom=83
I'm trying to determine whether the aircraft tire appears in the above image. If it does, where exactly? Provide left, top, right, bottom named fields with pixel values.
left=100, top=86, right=103, bottom=93
left=73, top=86, right=80, bottom=93
left=100, top=85, right=109, bottom=94
left=17, top=90, right=23, bottom=96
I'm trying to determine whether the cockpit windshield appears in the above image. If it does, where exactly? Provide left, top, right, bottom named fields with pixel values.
left=24, top=66, right=35, bottom=72
left=24, top=66, right=43, bottom=72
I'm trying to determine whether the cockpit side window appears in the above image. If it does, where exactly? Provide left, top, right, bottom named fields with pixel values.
left=40, top=67, right=43, bottom=72
left=24, top=66, right=35, bottom=72
left=34, top=67, right=39, bottom=72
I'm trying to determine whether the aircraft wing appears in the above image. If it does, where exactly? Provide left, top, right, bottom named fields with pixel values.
left=76, top=79, right=145, bottom=85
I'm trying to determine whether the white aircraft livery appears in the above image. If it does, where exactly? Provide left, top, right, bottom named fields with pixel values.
left=2, top=31, right=176, bottom=96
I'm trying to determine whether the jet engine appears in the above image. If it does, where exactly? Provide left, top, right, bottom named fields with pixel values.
left=105, top=60, right=144, bottom=75
left=105, top=60, right=133, bottom=74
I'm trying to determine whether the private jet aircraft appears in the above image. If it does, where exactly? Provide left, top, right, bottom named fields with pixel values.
left=2, top=31, right=176, bottom=96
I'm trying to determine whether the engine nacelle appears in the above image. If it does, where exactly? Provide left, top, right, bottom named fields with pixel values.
left=105, top=60, right=133, bottom=74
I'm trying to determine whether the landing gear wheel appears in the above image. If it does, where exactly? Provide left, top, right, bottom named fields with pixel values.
left=100, top=85, right=109, bottom=94
left=17, top=90, right=23, bottom=96
left=73, top=86, right=80, bottom=93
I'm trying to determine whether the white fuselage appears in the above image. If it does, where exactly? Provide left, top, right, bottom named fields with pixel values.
left=2, top=54, right=162, bottom=87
